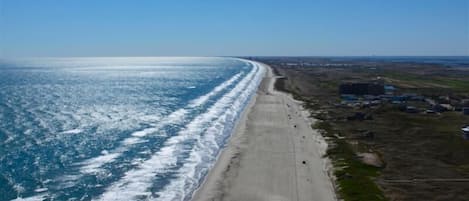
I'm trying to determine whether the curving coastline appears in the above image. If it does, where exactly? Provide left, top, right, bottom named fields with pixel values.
left=192, top=61, right=336, bottom=201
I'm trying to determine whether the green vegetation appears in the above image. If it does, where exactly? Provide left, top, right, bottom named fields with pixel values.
left=380, top=111, right=469, bottom=165
left=315, top=121, right=387, bottom=201
left=383, top=71, right=469, bottom=92
left=318, top=80, right=339, bottom=91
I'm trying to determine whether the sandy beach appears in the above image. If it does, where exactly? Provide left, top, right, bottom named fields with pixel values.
left=192, top=62, right=336, bottom=201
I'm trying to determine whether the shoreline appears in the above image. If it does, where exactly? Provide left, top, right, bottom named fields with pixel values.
left=192, top=61, right=336, bottom=201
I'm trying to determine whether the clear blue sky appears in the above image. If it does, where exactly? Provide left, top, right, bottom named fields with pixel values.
left=1, top=0, right=468, bottom=58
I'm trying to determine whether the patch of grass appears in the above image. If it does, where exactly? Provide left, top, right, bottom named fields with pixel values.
left=381, top=111, right=469, bottom=165
left=319, top=80, right=340, bottom=91
left=383, top=72, right=469, bottom=92
left=332, top=140, right=386, bottom=201
left=315, top=121, right=387, bottom=201
left=432, top=78, right=469, bottom=91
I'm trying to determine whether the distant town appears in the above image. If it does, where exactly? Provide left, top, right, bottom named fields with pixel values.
left=337, top=81, right=469, bottom=139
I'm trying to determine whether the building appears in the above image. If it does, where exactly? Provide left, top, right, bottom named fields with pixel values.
left=339, top=82, right=385, bottom=95
left=341, top=94, right=358, bottom=101
left=440, top=104, right=454, bottom=111
left=462, top=99, right=469, bottom=107
left=433, top=104, right=448, bottom=113
left=384, top=85, right=396, bottom=95
left=463, top=107, right=469, bottom=115
left=405, top=106, right=419, bottom=113
left=462, top=126, right=469, bottom=140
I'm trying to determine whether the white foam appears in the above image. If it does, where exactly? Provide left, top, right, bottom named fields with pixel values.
left=188, top=72, right=243, bottom=108
left=156, top=60, right=265, bottom=201
left=75, top=70, right=242, bottom=176
left=61, top=129, right=83, bottom=134
left=11, top=194, right=47, bottom=201
left=122, top=137, right=147, bottom=145
left=128, top=109, right=187, bottom=138
left=75, top=108, right=187, bottom=175
left=130, top=127, right=160, bottom=137
left=95, top=60, right=264, bottom=201
left=57, top=174, right=82, bottom=188
left=13, top=184, right=25, bottom=194
left=34, top=188, right=48, bottom=193
left=79, top=152, right=121, bottom=174
left=165, top=109, right=189, bottom=125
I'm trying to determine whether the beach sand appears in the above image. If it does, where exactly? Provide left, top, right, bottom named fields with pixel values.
left=192, top=62, right=336, bottom=201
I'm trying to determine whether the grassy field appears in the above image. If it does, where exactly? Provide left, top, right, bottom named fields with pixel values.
left=383, top=71, right=469, bottom=92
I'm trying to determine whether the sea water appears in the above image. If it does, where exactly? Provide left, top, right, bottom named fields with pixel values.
left=0, top=57, right=265, bottom=201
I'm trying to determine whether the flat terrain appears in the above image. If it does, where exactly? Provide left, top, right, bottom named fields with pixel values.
left=254, top=57, right=469, bottom=201
left=193, top=63, right=336, bottom=201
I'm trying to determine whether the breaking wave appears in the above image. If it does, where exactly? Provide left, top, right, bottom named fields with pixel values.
left=0, top=57, right=264, bottom=201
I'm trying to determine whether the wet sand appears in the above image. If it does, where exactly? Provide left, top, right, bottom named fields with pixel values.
left=192, top=62, right=336, bottom=201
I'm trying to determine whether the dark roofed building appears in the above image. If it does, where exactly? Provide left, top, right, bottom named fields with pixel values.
left=463, top=107, right=469, bottom=115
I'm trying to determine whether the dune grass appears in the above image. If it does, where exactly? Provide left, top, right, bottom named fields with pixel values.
left=315, top=121, right=387, bottom=201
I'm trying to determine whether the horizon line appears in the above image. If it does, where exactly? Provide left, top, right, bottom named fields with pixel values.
left=2, top=55, right=469, bottom=60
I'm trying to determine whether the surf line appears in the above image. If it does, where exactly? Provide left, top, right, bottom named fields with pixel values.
left=96, top=61, right=262, bottom=201
left=76, top=72, right=244, bottom=174
left=156, top=61, right=265, bottom=201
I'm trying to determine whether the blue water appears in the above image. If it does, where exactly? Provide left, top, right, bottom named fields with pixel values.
left=0, top=57, right=265, bottom=201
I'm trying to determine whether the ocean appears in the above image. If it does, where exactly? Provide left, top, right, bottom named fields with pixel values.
left=0, top=57, right=265, bottom=201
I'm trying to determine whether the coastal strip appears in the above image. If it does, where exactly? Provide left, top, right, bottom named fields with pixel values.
left=192, top=61, right=336, bottom=201
left=96, top=59, right=263, bottom=201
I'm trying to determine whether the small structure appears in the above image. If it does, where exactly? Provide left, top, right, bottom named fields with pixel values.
left=462, top=99, right=469, bottom=107
left=440, top=104, right=454, bottom=111
left=462, top=126, right=469, bottom=140
left=425, top=109, right=437, bottom=114
left=405, top=106, right=419, bottom=113
left=463, top=107, right=469, bottom=115
left=392, top=95, right=407, bottom=102
left=363, top=95, right=379, bottom=101
left=432, top=104, right=448, bottom=113
left=403, top=93, right=424, bottom=101
left=341, top=94, right=358, bottom=101
left=384, top=85, right=396, bottom=95
left=339, top=82, right=385, bottom=96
